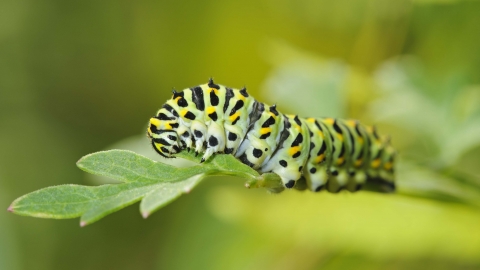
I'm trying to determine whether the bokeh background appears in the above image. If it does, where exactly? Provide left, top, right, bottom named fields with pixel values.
left=2, top=0, right=480, bottom=269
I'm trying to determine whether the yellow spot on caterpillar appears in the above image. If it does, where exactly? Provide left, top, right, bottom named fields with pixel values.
left=269, top=112, right=277, bottom=118
left=324, top=118, right=335, bottom=125
left=289, top=146, right=300, bottom=157
left=206, top=107, right=216, bottom=115
left=154, top=142, right=163, bottom=149
left=229, top=112, right=240, bottom=122
left=337, top=156, right=345, bottom=165
left=307, top=118, right=316, bottom=123
left=337, top=134, right=344, bottom=142
left=237, top=93, right=246, bottom=101
left=317, top=131, right=324, bottom=139
left=346, top=120, right=356, bottom=127
left=174, top=96, right=181, bottom=102
left=165, top=123, right=173, bottom=130
left=371, top=158, right=381, bottom=168
left=354, top=159, right=363, bottom=167
left=150, top=118, right=161, bottom=127
left=210, top=88, right=218, bottom=95
left=260, top=127, right=271, bottom=135
left=384, top=162, right=393, bottom=170
left=358, top=137, right=364, bottom=144
left=181, top=109, right=188, bottom=117
left=315, top=154, right=325, bottom=164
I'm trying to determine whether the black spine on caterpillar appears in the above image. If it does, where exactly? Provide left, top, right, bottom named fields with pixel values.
left=147, top=79, right=396, bottom=193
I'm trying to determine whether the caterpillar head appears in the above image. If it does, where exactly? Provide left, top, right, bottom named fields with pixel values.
left=147, top=114, right=180, bottom=158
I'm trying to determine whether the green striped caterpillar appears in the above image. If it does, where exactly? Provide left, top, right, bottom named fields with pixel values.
left=147, top=79, right=396, bottom=193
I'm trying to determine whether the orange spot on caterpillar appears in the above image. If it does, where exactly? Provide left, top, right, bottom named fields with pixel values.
left=229, top=112, right=240, bottom=122
left=371, top=158, right=381, bottom=169
left=315, top=154, right=325, bottom=164
left=289, top=146, right=300, bottom=157
left=260, top=127, right=271, bottom=135
left=336, top=156, right=345, bottom=166
left=354, top=159, right=363, bottom=167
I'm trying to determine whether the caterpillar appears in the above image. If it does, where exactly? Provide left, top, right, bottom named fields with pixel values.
left=147, top=79, right=396, bottom=193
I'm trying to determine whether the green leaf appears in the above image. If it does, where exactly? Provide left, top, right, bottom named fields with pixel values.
left=8, top=149, right=283, bottom=226
left=77, top=150, right=205, bottom=183
left=140, top=175, right=203, bottom=218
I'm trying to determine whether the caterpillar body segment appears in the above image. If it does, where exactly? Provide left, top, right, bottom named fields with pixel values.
left=302, top=118, right=332, bottom=192
left=147, top=79, right=396, bottom=193
left=259, top=114, right=311, bottom=189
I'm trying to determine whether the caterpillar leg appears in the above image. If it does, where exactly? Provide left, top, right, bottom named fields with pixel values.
left=201, top=121, right=226, bottom=162
left=177, top=125, right=194, bottom=150
left=190, top=120, right=208, bottom=154
left=223, top=124, right=244, bottom=155
left=346, top=170, right=367, bottom=192
left=237, top=134, right=270, bottom=169
left=327, top=168, right=349, bottom=193
left=260, top=154, right=303, bottom=188
left=304, top=164, right=328, bottom=192
left=272, top=162, right=302, bottom=188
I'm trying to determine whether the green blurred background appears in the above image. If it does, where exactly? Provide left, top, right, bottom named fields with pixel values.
left=2, top=0, right=480, bottom=269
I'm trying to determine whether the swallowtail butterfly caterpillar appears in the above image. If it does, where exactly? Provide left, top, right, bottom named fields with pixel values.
left=147, top=79, right=396, bottom=193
